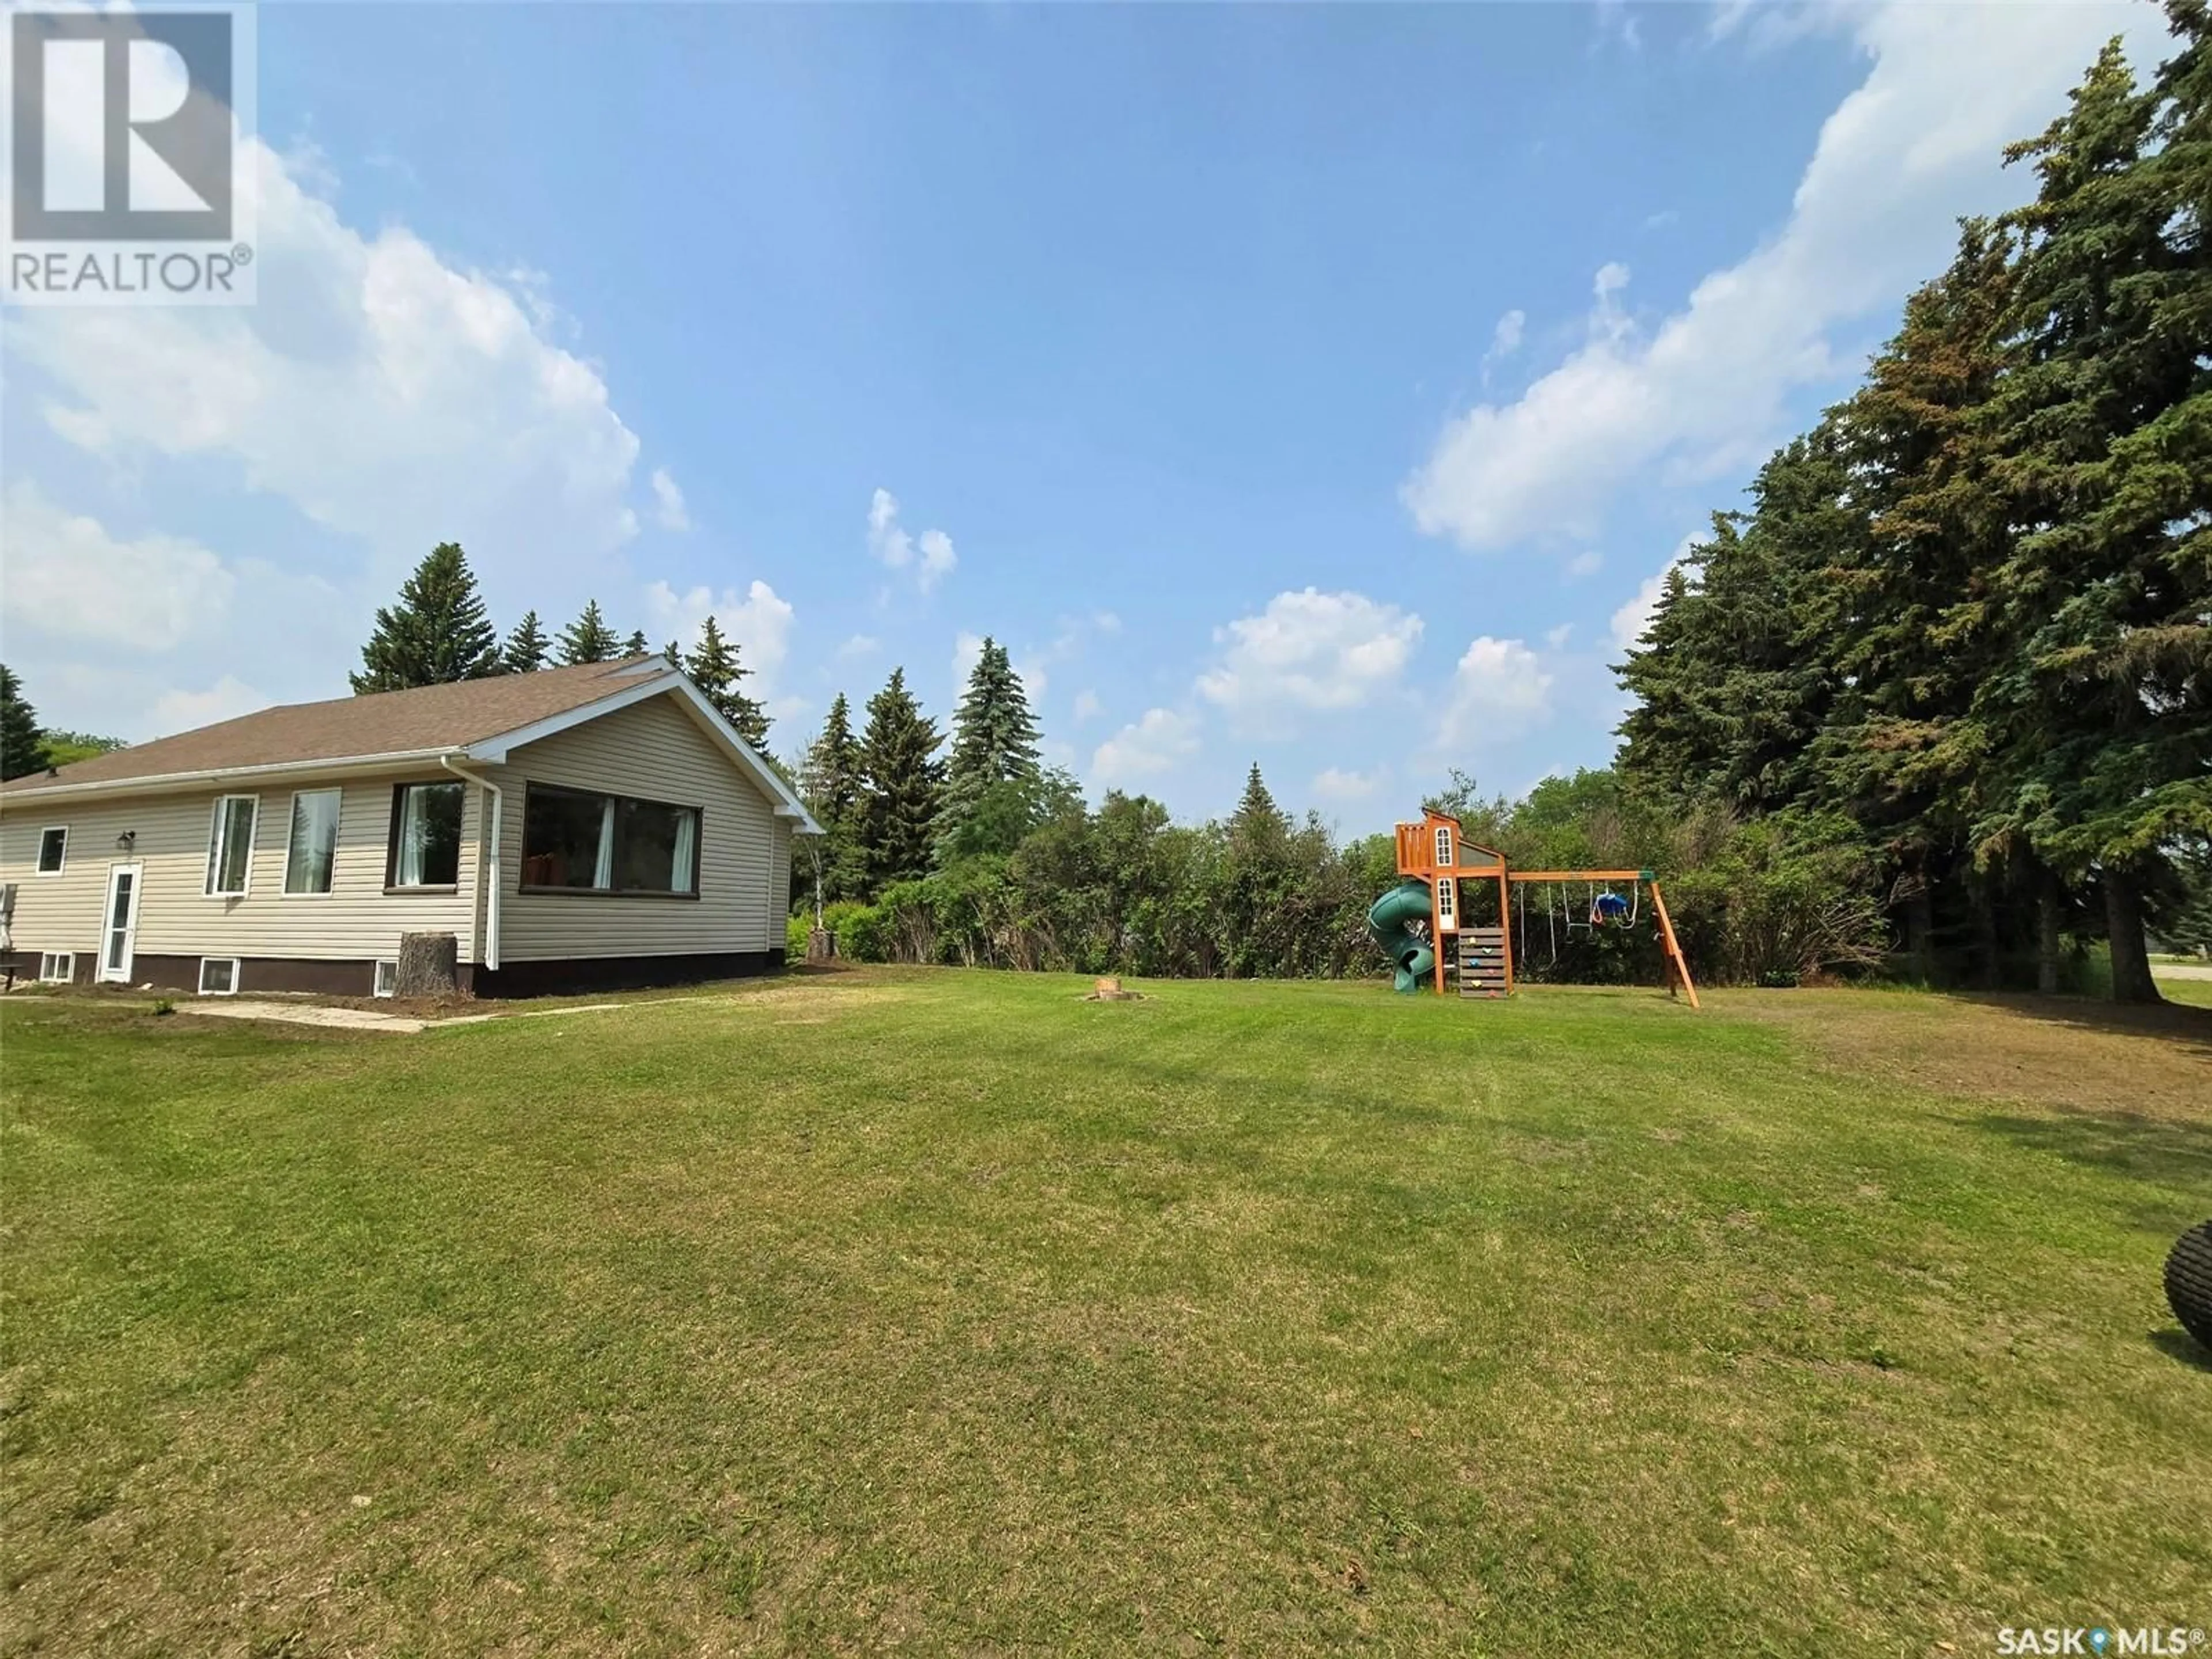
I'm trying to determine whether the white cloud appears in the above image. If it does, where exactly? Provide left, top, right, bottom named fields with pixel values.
left=1313, top=766, right=1386, bottom=804
left=1438, top=637, right=1554, bottom=751
left=650, top=468, right=691, bottom=532
left=1482, top=308, right=1527, bottom=379
left=1091, top=707, right=1199, bottom=786
left=1609, top=572, right=1672, bottom=653
left=1545, top=623, right=1575, bottom=650
left=12, top=139, right=646, bottom=593
left=1403, top=1, right=2171, bottom=551
left=644, top=577, right=797, bottom=709
left=2, top=126, right=668, bottom=738
left=917, top=529, right=957, bottom=590
left=1609, top=531, right=1702, bottom=652
left=868, top=488, right=957, bottom=593
left=1093, top=611, right=1122, bottom=635
left=836, top=633, right=880, bottom=662
left=152, top=675, right=270, bottom=733
left=1072, top=689, right=1102, bottom=723
left=1566, top=551, right=1603, bottom=579
left=2, top=480, right=234, bottom=652
left=1195, top=589, right=1423, bottom=734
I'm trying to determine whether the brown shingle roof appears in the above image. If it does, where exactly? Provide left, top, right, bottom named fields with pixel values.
left=1, top=658, right=667, bottom=797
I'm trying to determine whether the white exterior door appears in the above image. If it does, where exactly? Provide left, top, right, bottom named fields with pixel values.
left=100, top=862, right=142, bottom=983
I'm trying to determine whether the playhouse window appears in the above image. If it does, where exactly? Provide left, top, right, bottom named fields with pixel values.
left=1434, top=825, right=1453, bottom=868
left=1436, top=877, right=1456, bottom=924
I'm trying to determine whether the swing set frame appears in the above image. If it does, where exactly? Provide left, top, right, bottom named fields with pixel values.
left=1391, top=809, right=1700, bottom=1007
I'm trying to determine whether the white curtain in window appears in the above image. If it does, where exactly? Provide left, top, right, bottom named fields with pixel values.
left=671, top=810, right=697, bottom=892
left=594, top=799, right=616, bottom=889
left=398, top=788, right=429, bottom=886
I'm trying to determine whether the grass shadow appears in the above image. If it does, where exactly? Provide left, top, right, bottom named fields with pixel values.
left=1942, top=990, right=2212, bottom=1063
left=1970, top=1109, right=2212, bottom=1193
left=2150, top=1329, right=2212, bottom=1373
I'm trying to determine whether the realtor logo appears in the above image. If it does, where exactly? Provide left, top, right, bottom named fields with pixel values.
left=3, top=3, right=257, bottom=304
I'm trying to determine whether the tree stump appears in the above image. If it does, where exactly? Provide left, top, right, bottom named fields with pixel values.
left=806, top=927, right=836, bottom=963
left=1084, top=975, right=1142, bottom=1002
left=395, top=931, right=459, bottom=998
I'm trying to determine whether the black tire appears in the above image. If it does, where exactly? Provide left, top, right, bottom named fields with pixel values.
left=2165, top=1220, right=2212, bottom=1351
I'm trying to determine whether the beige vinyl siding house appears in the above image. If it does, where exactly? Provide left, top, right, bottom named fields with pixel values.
left=0, top=779, right=483, bottom=988
left=0, top=659, right=817, bottom=998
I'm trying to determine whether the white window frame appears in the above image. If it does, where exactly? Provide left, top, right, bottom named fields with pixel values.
left=1433, top=825, right=1454, bottom=869
left=35, top=826, right=67, bottom=876
left=373, top=959, right=398, bottom=999
left=37, top=952, right=73, bottom=984
left=282, top=787, right=344, bottom=897
left=389, top=781, right=465, bottom=890
left=197, top=957, right=242, bottom=996
left=204, top=794, right=260, bottom=897
left=1436, top=877, right=1457, bottom=927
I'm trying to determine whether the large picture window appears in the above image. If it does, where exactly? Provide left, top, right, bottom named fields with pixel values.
left=388, top=782, right=464, bottom=888
left=521, top=784, right=699, bottom=895
left=204, top=794, right=259, bottom=896
left=285, top=789, right=343, bottom=895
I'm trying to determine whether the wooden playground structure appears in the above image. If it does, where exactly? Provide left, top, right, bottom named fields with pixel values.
left=1387, top=808, right=1699, bottom=1006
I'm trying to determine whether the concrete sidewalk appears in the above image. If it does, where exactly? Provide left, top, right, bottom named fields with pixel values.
left=178, top=1000, right=430, bottom=1033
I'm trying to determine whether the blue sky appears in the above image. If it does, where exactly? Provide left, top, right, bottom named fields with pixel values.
left=1, top=0, right=2177, bottom=835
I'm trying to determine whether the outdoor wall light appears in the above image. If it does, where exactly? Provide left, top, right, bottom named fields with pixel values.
left=115, top=831, right=136, bottom=851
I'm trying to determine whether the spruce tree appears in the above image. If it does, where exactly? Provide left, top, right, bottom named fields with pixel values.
left=0, top=664, right=51, bottom=780
left=502, top=610, right=551, bottom=674
left=557, top=600, right=620, bottom=665
left=1976, top=35, right=2207, bottom=1001
left=799, top=692, right=870, bottom=904
left=351, top=542, right=503, bottom=692
left=622, top=629, right=649, bottom=657
left=1229, top=762, right=1289, bottom=851
left=1821, top=223, right=2021, bottom=983
left=683, top=615, right=771, bottom=750
left=857, top=668, right=944, bottom=891
left=937, top=637, right=1043, bottom=859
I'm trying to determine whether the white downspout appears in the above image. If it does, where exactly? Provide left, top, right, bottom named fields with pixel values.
left=441, top=756, right=502, bottom=973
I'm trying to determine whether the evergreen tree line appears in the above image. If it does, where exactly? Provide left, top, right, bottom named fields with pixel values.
left=351, top=541, right=773, bottom=751
left=793, top=635, right=1407, bottom=978
left=1613, top=12, right=2211, bottom=1002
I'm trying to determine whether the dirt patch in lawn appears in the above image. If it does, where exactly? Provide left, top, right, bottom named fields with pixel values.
left=1721, top=987, right=2212, bottom=1120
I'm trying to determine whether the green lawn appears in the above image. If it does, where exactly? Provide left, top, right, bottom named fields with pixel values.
left=3, top=972, right=2207, bottom=1656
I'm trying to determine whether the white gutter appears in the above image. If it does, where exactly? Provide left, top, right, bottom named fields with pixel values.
left=0, top=746, right=465, bottom=806
left=440, top=756, right=503, bottom=973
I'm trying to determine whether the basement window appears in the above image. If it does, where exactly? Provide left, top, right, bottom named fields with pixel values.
left=373, top=960, right=397, bottom=999
left=37, top=952, right=73, bottom=984
left=198, top=957, right=241, bottom=995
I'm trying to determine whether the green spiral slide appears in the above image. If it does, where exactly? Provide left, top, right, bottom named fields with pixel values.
left=1368, top=878, right=1434, bottom=993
